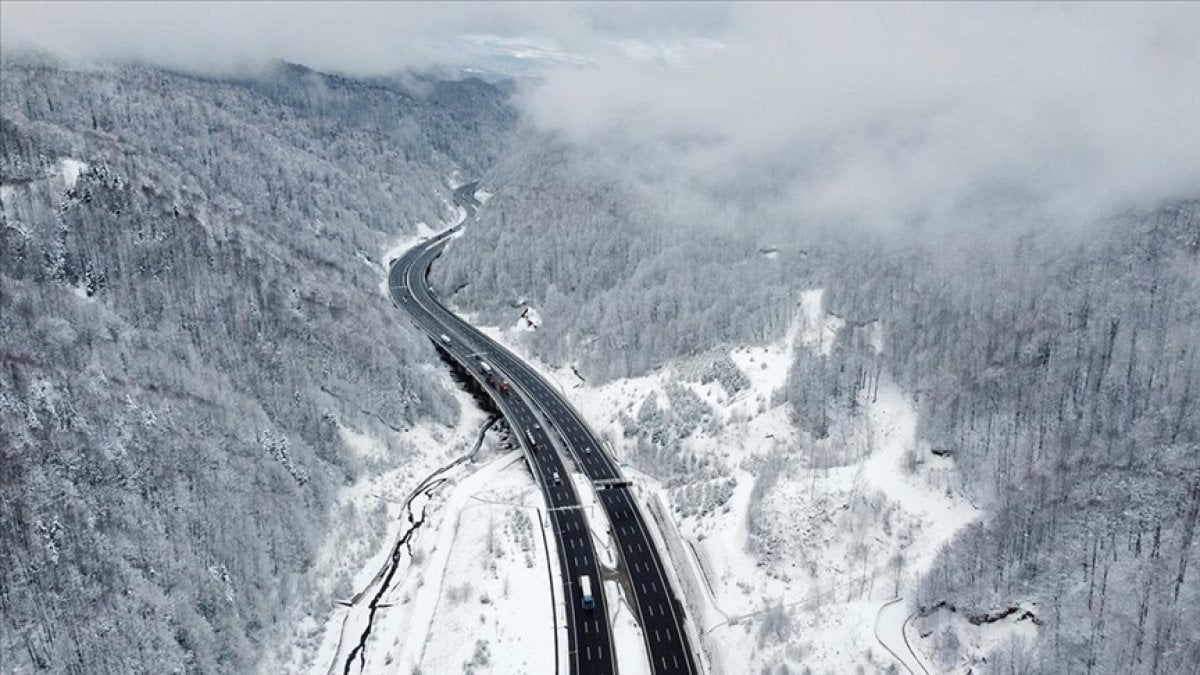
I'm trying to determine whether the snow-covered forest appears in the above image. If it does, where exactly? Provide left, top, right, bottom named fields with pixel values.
left=1, top=59, right=514, bottom=672
left=431, top=140, right=805, bottom=381
left=2, top=3, right=1197, bottom=674
left=434, top=135, right=1199, bottom=671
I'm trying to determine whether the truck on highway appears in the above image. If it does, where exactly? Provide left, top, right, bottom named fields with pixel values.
left=580, top=575, right=595, bottom=610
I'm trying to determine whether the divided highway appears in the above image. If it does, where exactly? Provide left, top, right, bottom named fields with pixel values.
left=391, top=231, right=615, bottom=675
left=389, top=227, right=698, bottom=674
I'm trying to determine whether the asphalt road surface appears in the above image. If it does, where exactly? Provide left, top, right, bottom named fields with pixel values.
left=388, top=227, right=698, bottom=674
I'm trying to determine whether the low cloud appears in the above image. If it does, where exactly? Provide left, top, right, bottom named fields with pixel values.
left=4, top=2, right=1196, bottom=233
left=522, top=3, right=1200, bottom=233
left=0, top=2, right=726, bottom=76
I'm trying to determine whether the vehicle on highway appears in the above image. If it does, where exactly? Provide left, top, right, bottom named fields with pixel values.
left=552, top=470, right=562, bottom=484
left=580, top=575, right=595, bottom=610
left=439, top=334, right=451, bottom=345
left=479, top=360, right=494, bottom=375
left=584, top=446, right=592, bottom=454
left=485, top=373, right=511, bottom=395
left=527, top=429, right=537, bottom=446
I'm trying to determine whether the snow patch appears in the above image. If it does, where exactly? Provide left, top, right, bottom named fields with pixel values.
left=58, top=158, right=88, bottom=189
left=796, top=288, right=844, bottom=356
left=518, top=305, right=541, bottom=332
left=861, top=382, right=979, bottom=579
left=610, top=580, right=653, bottom=675
left=337, top=424, right=388, bottom=461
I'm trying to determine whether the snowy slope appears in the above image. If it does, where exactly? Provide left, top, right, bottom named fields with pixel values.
left=262, top=386, right=492, bottom=674
left=463, top=289, right=982, bottom=674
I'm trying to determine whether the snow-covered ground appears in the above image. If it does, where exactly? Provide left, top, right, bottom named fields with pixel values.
left=58, top=158, right=89, bottom=189
left=464, top=289, right=984, bottom=674
left=382, top=450, right=554, bottom=675
left=414, top=453, right=555, bottom=674
left=261, top=386, right=494, bottom=674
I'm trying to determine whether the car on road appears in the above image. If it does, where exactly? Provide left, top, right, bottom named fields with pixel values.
left=526, top=429, right=537, bottom=446
left=439, top=334, right=451, bottom=345
left=486, top=374, right=511, bottom=395
left=552, top=470, right=561, bottom=484
left=584, top=446, right=592, bottom=454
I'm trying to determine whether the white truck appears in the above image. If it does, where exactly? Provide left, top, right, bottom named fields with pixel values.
left=579, top=574, right=595, bottom=610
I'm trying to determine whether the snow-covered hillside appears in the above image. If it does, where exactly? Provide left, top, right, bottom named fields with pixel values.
left=467, top=289, right=985, bottom=673
left=262, top=386, right=491, bottom=673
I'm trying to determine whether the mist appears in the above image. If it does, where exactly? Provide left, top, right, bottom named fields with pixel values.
left=0, top=2, right=727, bottom=75
left=4, top=2, right=1197, bottom=233
left=522, top=3, right=1200, bottom=234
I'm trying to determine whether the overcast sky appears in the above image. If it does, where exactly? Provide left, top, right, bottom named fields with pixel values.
left=4, top=1, right=1197, bottom=232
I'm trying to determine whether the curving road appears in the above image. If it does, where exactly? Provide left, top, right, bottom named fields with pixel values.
left=391, top=229, right=615, bottom=674
left=389, top=224, right=698, bottom=674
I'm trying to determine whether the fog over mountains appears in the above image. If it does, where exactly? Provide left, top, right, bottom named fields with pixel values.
left=2, top=3, right=1198, bottom=674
